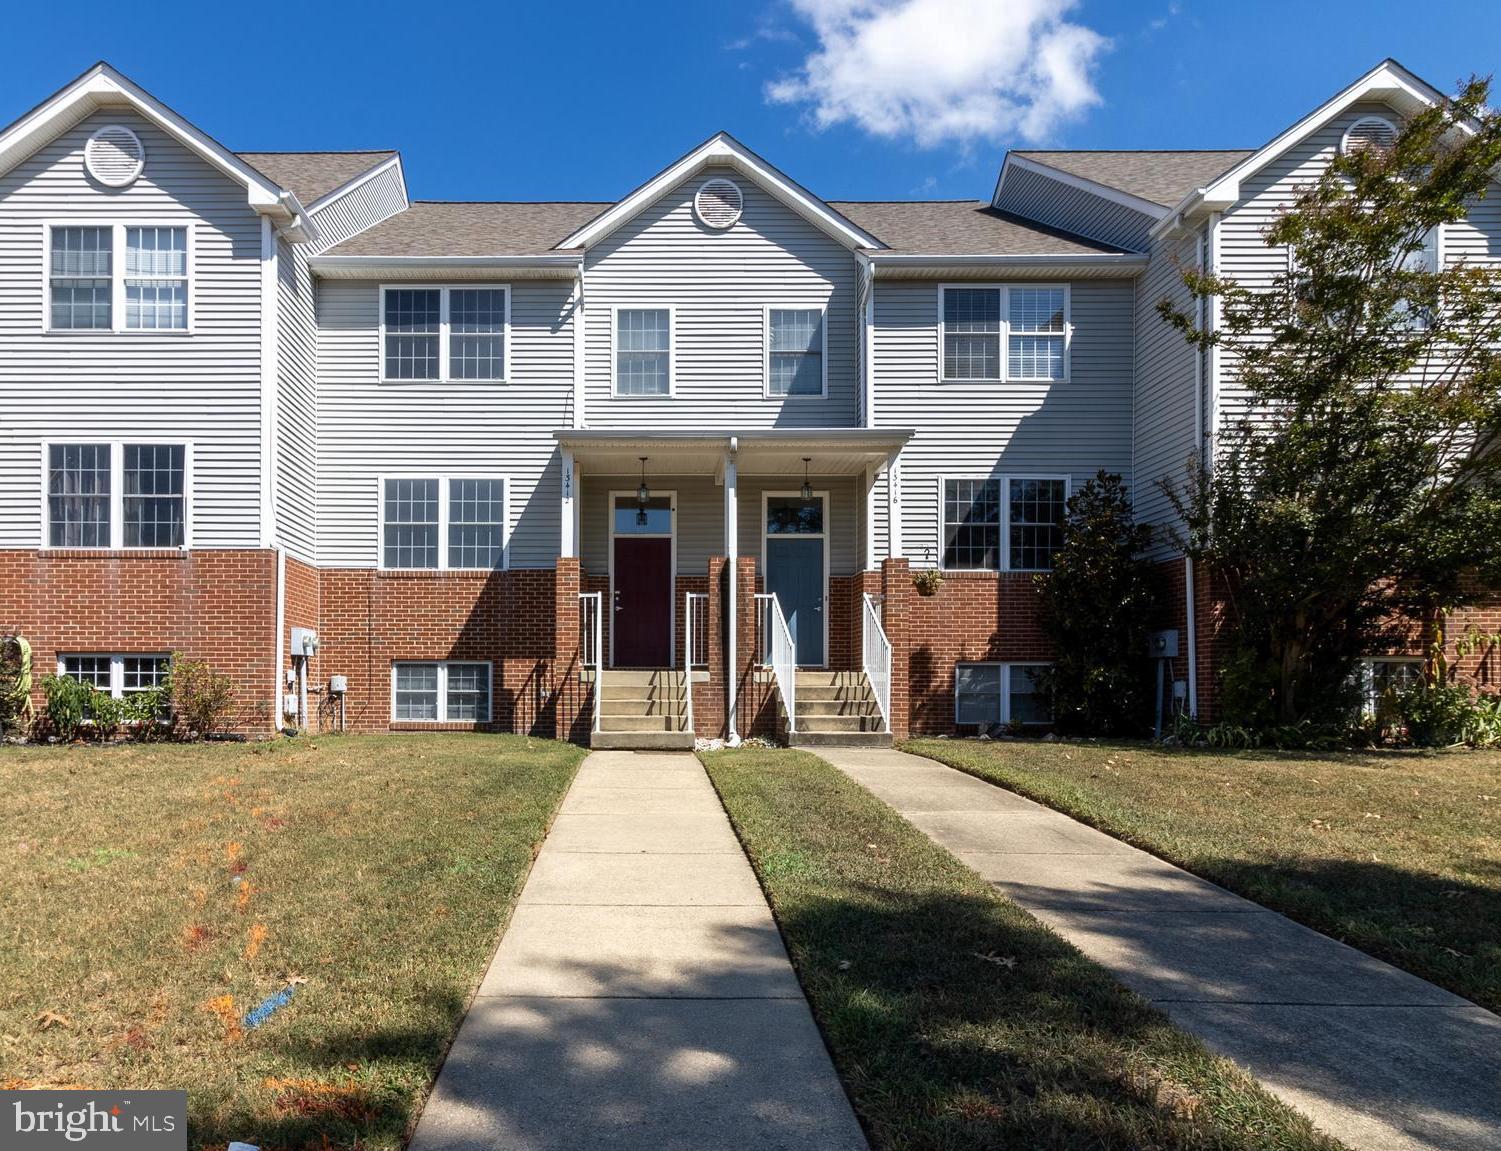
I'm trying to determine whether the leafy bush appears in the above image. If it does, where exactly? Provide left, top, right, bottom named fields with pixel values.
left=1035, top=472, right=1162, bottom=736
left=1399, top=682, right=1501, bottom=747
left=40, top=674, right=119, bottom=742
left=121, top=687, right=172, bottom=739
left=168, top=656, right=236, bottom=740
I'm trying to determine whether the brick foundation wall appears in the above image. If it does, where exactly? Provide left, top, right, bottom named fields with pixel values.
left=0, top=548, right=278, bottom=734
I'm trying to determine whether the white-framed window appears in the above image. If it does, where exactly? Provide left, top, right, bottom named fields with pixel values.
left=613, top=306, right=673, bottom=396
left=391, top=661, right=492, bottom=722
left=1359, top=657, right=1425, bottom=717
left=380, top=285, right=509, bottom=382
left=940, top=475, right=1069, bottom=571
left=59, top=653, right=170, bottom=699
left=765, top=305, right=827, bottom=398
left=44, top=441, right=190, bottom=550
left=939, top=284, right=1070, bottom=382
left=379, top=475, right=507, bottom=570
left=955, top=662, right=1053, bottom=727
left=45, top=222, right=192, bottom=332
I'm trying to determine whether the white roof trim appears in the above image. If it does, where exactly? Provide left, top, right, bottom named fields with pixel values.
left=557, top=132, right=887, bottom=251
left=308, top=254, right=582, bottom=280
left=1150, top=58, right=1451, bottom=238
left=0, top=63, right=300, bottom=220
left=305, top=152, right=409, bottom=215
left=993, top=154, right=1169, bottom=219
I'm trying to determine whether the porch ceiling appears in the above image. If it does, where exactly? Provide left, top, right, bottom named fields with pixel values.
left=554, top=428, right=912, bottom=477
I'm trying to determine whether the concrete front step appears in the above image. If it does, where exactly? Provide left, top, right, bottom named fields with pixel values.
left=590, top=730, right=698, bottom=751
left=795, top=670, right=868, bottom=687
left=799, top=698, right=881, bottom=717
left=600, top=715, right=687, bottom=733
left=797, top=714, right=886, bottom=733
left=790, top=730, right=893, bottom=749
left=601, top=697, right=686, bottom=717
left=601, top=670, right=685, bottom=688
left=797, top=684, right=877, bottom=702
left=601, top=683, right=686, bottom=701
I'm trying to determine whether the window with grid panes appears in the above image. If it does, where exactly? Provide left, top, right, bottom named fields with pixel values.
left=383, top=479, right=440, bottom=568
left=616, top=309, right=670, bottom=395
left=1007, top=287, right=1065, bottom=380
left=942, top=478, right=1001, bottom=569
left=768, top=308, right=823, bottom=395
left=48, top=444, right=111, bottom=547
left=448, top=478, right=504, bottom=568
left=124, top=227, right=187, bottom=329
left=942, top=288, right=1001, bottom=380
left=49, top=227, right=112, bottom=329
left=449, top=288, right=506, bottom=380
left=384, top=289, right=441, bottom=379
left=1008, top=478, right=1066, bottom=570
left=122, top=445, right=185, bottom=548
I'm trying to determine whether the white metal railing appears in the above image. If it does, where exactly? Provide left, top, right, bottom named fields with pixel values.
left=862, top=593, right=892, bottom=733
left=578, top=592, right=603, bottom=733
left=754, top=592, right=796, bottom=736
left=683, top=591, right=707, bottom=734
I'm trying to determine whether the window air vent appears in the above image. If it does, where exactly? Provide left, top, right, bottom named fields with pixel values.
left=1341, top=116, right=1398, bottom=156
left=84, top=125, right=145, bottom=187
left=694, top=177, right=743, bottom=230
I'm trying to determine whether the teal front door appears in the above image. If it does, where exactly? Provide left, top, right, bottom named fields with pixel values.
left=765, top=494, right=825, bottom=666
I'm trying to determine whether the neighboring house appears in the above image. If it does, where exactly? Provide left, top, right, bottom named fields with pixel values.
left=1, top=59, right=1496, bottom=746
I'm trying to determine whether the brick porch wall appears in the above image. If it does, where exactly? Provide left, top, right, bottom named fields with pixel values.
left=0, top=548, right=278, bottom=734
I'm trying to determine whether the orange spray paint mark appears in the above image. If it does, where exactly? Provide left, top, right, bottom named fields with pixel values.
left=245, top=923, right=268, bottom=960
left=201, top=994, right=242, bottom=1043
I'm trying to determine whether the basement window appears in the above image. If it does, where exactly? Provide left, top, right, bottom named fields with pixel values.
left=59, top=653, right=169, bottom=699
left=955, top=662, right=1052, bottom=727
left=392, top=661, right=492, bottom=722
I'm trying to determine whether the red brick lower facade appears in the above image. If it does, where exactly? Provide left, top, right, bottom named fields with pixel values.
left=6, top=547, right=1496, bottom=742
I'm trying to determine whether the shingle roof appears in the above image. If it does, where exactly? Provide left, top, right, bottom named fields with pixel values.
left=829, top=201, right=1128, bottom=255
left=1008, top=150, right=1254, bottom=208
left=323, top=201, right=611, bottom=257
left=236, top=151, right=397, bottom=205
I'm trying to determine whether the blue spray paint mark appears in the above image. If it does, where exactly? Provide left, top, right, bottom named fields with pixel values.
left=243, top=984, right=298, bottom=1029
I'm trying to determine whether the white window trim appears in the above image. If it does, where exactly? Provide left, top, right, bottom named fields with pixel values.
left=378, top=284, right=511, bottom=385
left=954, top=661, right=1053, bottom=726
left=1358, top=656, right=1425, bottom=717
left=390, top=660, right=494, bottom=723
left=57, top=652, right=170, bottom=700
left=936, top=473, right=1071, bottom=573
left=42, top=220, right=195, bottom=334
left=376, top=473, right=509, bottom=572
left=610, top=304, right=676, bottom=398
left=937, top=283, right=1072, bottom=384
left=763, top=303, right=830, bottom=400
left=39, top=440, right=193, bottom=551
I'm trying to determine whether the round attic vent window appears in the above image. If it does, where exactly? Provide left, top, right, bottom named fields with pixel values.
left=694, top=177, right=743, bottom=230
left=1341, top=116, right=1398, bottom=156
left=84, top=125, right=145, bottom=187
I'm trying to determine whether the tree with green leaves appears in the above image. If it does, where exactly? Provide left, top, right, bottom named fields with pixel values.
left=1036, top=471, right=1160, bottom=735
left=1160, top=77, right=1501, bottom=727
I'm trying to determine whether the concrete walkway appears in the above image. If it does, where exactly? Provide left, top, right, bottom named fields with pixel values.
left=818, top=747, right=1501, bottom=1151
left=410, top=750, right=867, bottom=1151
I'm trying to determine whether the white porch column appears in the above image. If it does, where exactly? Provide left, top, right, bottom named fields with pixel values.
left=862, top=463, right=878, bottom=571
left=886, top=455, right=903, bottom=559
left=724, top=446, right=739, bottom=744
left=559, top=447, right=576, bottom=558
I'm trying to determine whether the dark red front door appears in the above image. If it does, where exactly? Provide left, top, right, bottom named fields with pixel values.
left=613, top=537, right=672, bottom=666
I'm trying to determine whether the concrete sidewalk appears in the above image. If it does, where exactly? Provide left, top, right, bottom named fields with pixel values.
left=410, top=750, right=867, bottom=1151
left=818, top=746, right=1501, bottom=1151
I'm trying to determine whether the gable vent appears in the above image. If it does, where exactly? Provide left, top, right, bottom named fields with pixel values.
left=1342, top=116, right=1398, bottom=156
left=84, top=125, right=145, bottom=188
left=694, top=177, right=743, bottom=230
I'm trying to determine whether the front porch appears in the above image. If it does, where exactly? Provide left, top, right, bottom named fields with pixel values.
left=556, top=429, right=908, bottom=746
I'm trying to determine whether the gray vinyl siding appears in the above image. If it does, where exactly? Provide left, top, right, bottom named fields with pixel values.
left=0, top=108, right=263, bottom=548
left=1132, top=231, right=1201, bottom=552
left=1446, top=182, right=1501, bottom=264
left=275, top=237, right=317, bottom=561
left=870, top=278, right=1134, bottom=565
left=583, top=165, right=859, bottom=429
left=994, top=165, right=1157, bottom=252
left=577, top=472, right=861, bottom=579
left=308, top=163, right=408, bottom=254
left=315, top=278, right=574, bottom=568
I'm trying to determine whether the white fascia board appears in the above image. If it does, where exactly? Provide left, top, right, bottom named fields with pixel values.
left=1149, top=58, right=1451, bottom=239
left=306, top=153, right=408, bottom=216
left=868, top=253, right=1148, bottom=275
left=557, top=132, right=886, bottom=252
left=308, top=255, right=582, bottom=278
left=0, top=63, right=290, bottom=215
left=994, top=154, right=1169, bottom=219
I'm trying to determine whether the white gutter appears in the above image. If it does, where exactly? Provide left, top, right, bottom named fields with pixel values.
left=309, top=254, right=582, bottom=274
left=867, top=252, right=1148, bottom=270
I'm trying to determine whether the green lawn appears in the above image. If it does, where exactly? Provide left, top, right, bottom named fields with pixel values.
left=701, top=747, right=1339, bottom=1151
left=907, top=738, right=1501, bottom=1014
left=0, top=733, right=582, bottom=1150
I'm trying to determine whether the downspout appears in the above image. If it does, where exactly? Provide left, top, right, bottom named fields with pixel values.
left=856, top=252, right=874, bottom=428
left=572, top=259, right=586, bottom=428
left=725, top=438, right=739, bottom=746
left=274, top=548, right=287, bottom=732
left=1185, top=227, right=1206, bottom=719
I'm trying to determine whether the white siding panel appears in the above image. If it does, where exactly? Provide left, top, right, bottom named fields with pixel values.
left=0, top=109, right=263, bottom=548
left=316, top=278, right=574, bottom=568
left=275, top=237, right=317, bottom=561
left=995, top=165, right=1156, bottom=252
left=583, top=165, right=859, bottom=429
left=308, top=164, right=408, bottom=253
left=871, top=279, right=1134, bottom=565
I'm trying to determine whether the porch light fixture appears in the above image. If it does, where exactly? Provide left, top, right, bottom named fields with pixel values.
left=800, top=458, right=813, bottom=502
left=636, top=457, right=650, bottom=527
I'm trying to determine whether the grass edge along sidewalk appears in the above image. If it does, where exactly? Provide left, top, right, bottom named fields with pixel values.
left=700, top=746, right=1341, bottom=1151
left=0, top=733, right=584, bottom=1150
left=906, top=737, right=1501, bottom=1015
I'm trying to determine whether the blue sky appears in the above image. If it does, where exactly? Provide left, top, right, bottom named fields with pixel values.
left=1, top=0, right=1495, bottom=204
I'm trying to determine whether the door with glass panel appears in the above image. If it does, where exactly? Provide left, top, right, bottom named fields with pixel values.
left=764, top=494, right=826, bottom=667
left=611, top=494, right=674, bottom=667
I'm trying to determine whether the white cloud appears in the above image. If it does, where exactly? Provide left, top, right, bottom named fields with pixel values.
left=766, top=0, right=1110, bottom=148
